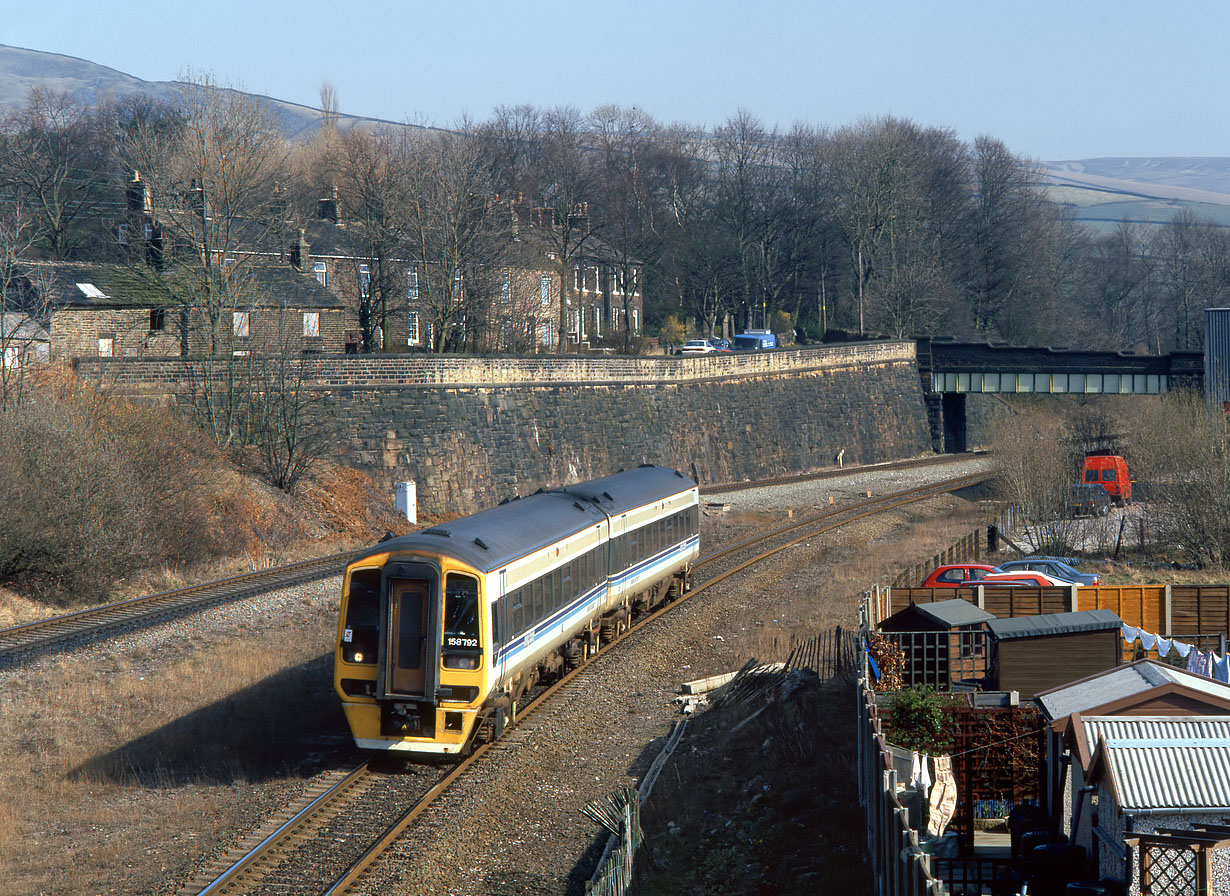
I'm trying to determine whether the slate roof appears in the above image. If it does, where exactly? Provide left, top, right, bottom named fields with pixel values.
left=987, top=609, right=1122, bottom=641
left=1, top=311, right=49, bottom=341
left=912, top=598, right=996, bottom=628
left=1038, top=659, right=1230, bottom=723
left=1085, top=716, right=1230, bottom=812
left=18, top=261, right=342, bottom=311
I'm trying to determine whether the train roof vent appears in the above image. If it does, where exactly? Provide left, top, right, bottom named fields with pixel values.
left=473, top=537, right=489, bottom=550
left=573, top=501, right=586, bottom=511
left=603, top=491, right=613, bottom=501
left=425, top=527, right=452, bottom=538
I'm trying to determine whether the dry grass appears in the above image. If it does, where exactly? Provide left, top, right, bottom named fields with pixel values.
left=0, top=597, right=345, bottom=895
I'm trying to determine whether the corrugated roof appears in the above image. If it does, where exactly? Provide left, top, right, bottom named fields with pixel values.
left=1038, top=660, right=1230, bottom=721
left=987, top=609, right=1122, bottom=640
left=1086, top=716, right=1230, bottom=811
left=914, top=598, right=996, bottom=628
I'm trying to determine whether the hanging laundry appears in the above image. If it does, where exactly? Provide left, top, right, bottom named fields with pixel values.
left=1157, top=637, right=1173, bottom=657
left=1121, top=624, right=1139, bottom=644
left=1174, top=641, right=1193, bottom=659
left=1215, top=655, right=1230, bottom=684
left=1139, top=631, right=1158, bottom=651
left=928, top=756, right=957, bottom=839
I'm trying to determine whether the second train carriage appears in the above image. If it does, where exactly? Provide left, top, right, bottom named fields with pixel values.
left=334, top=465, right=700, bottom=755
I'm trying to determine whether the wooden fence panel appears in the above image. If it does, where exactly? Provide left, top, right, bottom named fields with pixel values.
left=1172, top=585, right=1230, bottom=637
left=1079, top=586, right=1165, bottom=634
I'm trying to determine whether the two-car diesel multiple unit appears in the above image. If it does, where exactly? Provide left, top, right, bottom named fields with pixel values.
left=334, top=465, right=700, bottom=756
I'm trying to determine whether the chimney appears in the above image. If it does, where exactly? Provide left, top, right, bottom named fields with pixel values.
left=290, top=229, right=310, bottom=270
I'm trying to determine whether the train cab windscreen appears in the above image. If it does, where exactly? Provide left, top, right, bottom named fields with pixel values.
left=341, top=569, right=380, bottom=664
left=443, top=574, right=481, bottom=670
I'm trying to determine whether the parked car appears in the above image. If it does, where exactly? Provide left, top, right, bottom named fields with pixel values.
left=980, top=570, right=1076, bottom=587
left=1069, top=483, right=1112, bottom=517
left=711, top=337, right=732, bottom=351
left=996, top=558, right=1100, bottom=586
left=920, top=563, right=1001, bottom=587
left=680, top=338, right=719, bottom=354
left=732, top=331, right=778, bottom=351
left=1082, top=452, right=1132, bottom=505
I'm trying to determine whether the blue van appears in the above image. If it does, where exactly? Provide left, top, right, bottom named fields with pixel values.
left=732, top=331, right=777, bottom=351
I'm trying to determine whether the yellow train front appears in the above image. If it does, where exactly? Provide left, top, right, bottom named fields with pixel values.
left=334, top=465, right=700, bottom=756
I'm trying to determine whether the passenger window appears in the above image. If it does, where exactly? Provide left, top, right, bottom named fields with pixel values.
left=1103, top=470, right=1117, bottom=481
left=1085, top=470, right=1098, bottom=482
left=442, top=573, right=481, bottom=669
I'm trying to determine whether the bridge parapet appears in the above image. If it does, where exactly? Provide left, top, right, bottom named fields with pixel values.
left=917, top=339, right=1202, bottom=395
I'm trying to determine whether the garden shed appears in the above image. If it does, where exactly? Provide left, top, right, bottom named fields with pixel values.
left=878, top=598, right=995, bottom=689
left=987, top=609, right=1123, bottom=699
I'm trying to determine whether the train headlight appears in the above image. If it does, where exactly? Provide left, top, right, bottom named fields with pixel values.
left=352, top=651, right=365, bottom=663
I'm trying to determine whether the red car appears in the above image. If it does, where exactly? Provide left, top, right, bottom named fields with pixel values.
left=920, top=564, right=1001, bottom=587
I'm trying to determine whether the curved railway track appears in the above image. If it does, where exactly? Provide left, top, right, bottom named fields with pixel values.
left=0, top=454, right=987, bottom=667
left=178, top=470, right=989, bottom=896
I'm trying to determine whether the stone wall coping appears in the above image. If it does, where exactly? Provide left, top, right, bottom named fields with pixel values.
left=74, top=341, right=916, bottom=390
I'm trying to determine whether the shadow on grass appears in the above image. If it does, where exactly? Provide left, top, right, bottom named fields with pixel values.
left=70, top=653, right=355, bottom=787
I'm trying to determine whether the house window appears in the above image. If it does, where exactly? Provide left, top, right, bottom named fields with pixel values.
left=452, top=269, right=463, bottom=298
left=303, top=312, right=320, bottom=338
left=594, top=305, right=602, bottom=337
left=407, top=268, right=418, bottom=300
left=632, top=309, right=639, bottom=334
left=117, top=224, right=129, bottom=245
left=149, top=308, right=166, bottom=332
left=359, top=264, right=371, bottom=298
left=501, top=272, right=510, bottom=303
left=540, top=276, right=552, bottom=306
left=233, top=311, right=250, bottom=338
left=143, top=222, right=154, bottom=241
left=539, top=321, right=552, bottom=346
left=574, top=267, right=582, bottom=291
left=408, top=311, right=420, bottom=346
left=98, top=336, right=114, bottom=357
left=314, top=262, right=327, bottom=287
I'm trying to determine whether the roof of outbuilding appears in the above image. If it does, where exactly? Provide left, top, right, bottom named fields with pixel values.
left=911, top=598, right=996, bottom=628
left=1, top=312, right=49, bottom=341
left=1038, top=659, right=1230, bottom=723
left=987, top=609, right=1122, bottom=641
left=1086, top=716, right=1230, bottom=812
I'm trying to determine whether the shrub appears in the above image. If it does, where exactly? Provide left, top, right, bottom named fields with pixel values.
left=887, top=686, right=957, bottom=754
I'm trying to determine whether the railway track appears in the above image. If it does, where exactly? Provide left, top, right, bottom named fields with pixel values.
left=177, top=470, right=989, bottom=896
left=0, top=454, right=988, bottom=667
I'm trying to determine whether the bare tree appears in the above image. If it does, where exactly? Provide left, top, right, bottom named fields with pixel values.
left=1132, top=391, right=1230, bottom=566
left=0, top=87, right=116, bottom=260
left=118, top=73, right=289, bottom=354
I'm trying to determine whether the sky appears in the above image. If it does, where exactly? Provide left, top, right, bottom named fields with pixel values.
left=4, top=0, right=1229, bottom=161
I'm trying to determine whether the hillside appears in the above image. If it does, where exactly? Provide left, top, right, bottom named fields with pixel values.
left=5, top=43, right=1230, bottom=231
left=0, top=44, right=410, bottom=140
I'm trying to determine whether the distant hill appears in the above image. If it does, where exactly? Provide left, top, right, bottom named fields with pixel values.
left=0, top=44, right=407, bottom=140
left=1038, top=158, right=1230, bottom=231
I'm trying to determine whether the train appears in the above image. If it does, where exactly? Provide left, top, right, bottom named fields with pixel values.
left=333, top=465, right=700, bottom=756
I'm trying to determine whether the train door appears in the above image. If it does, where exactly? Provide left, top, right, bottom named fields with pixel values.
left=383, top=563, right=441, bottom=700
left=495, top=570, right=510, bottom=682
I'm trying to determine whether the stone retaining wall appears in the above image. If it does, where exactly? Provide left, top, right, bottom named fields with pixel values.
left=75, top=342, right=934, bottom=515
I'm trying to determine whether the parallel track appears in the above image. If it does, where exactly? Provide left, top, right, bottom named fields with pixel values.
left=0, top=454, right=988, bottom=666
left=180, top=470, right=989, bottom=896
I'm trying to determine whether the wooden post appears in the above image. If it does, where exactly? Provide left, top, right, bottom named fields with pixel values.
left=1164, top=584, right=1173, bottom=637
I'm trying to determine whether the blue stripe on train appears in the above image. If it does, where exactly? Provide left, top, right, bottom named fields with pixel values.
left=493, top=536, right=697, bottom=666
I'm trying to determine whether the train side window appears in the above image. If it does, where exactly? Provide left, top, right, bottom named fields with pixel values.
left=511, top=589, right=524, bottom=636
left=442, top=573, right=481, bottom=669
left=561, top=563, right=572, bottom=602
left=341, top=568, right=380, bottom=664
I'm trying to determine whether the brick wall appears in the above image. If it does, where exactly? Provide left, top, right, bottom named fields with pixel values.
left=76, top=341, right=934, bottom=515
